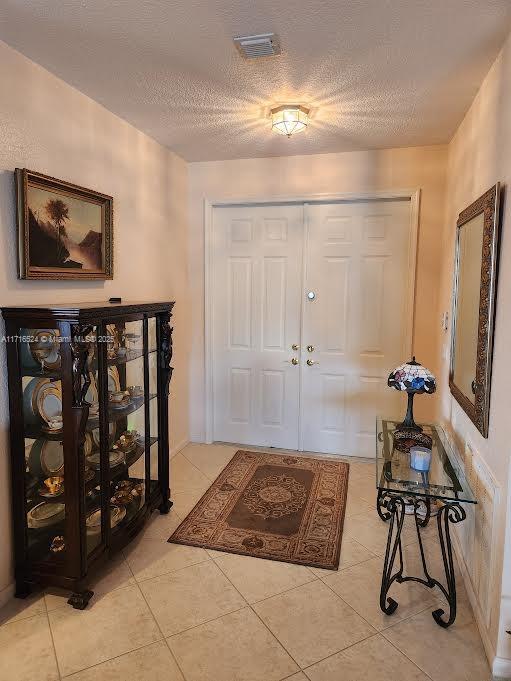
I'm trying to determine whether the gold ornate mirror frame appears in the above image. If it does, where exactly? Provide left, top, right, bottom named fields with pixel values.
left=449, top=184, right=501, bottom=437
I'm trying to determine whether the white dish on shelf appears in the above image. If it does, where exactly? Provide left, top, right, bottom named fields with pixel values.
left=86, top=449, right=125, bottom=470
left=27, top=501, right=65, bottom=528
left=86, top=505, right=126, bottom=534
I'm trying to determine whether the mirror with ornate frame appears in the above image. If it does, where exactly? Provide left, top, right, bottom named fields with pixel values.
left=449, top=184, right=501, bottom=438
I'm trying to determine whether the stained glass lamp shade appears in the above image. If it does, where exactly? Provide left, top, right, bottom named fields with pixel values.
left=387, top=357, right=436, bottom=431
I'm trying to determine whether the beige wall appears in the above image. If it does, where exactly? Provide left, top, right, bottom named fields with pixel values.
left=438, top=29, right=511, bottom=674
left=188, top=145, right=448, bottom=441
left=0, top=41, right=190, bottom=600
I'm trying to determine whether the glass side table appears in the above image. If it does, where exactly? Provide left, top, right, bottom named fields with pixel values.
left=376, top=417, right=476, bottom=628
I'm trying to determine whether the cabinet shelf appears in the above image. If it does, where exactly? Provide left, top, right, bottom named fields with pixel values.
left=20, top=347, right=156, bottom=380
left=86, top=393, right=157, bottom=430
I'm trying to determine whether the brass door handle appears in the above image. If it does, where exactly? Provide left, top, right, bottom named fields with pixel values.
left=306, top=359, right=319, bottom=366
left=284, top=358, right=299, bottom=365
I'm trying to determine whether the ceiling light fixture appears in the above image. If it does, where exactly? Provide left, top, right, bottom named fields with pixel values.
left=270, top=104, right=310, bottom=138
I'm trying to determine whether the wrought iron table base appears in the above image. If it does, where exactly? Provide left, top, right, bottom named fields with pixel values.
left=377, top=490, right=466, bottom=628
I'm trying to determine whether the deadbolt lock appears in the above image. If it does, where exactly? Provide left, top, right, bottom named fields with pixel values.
left=291, top=344, right=299, bottom=351
left=306, top=345, right=315, bottom=353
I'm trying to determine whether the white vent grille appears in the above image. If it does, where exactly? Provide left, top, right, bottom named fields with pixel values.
left=233, top=33, right=281, bottom=59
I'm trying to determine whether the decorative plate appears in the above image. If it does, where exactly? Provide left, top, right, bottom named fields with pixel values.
left=91, top=421, right=116, bottom=449
left=29, top=330, right=61, bottom=370
left=22, top=377, right=57, bottom=426
left=36, top=381, right=63, bottom=424
left=27, top=501, right=65, bottom=528
left=28, top=439, right=64, bottom=478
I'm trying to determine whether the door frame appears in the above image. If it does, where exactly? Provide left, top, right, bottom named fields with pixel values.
left=204, top=189, right=421, bottom=446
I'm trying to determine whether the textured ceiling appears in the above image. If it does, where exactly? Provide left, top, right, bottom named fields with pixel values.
left=1, top=1, right=511, bottom=161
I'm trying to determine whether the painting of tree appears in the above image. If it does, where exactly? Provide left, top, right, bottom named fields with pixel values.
left=45, top=198, right=70, bottom=264
left=16, top=169, right=113, bottom=279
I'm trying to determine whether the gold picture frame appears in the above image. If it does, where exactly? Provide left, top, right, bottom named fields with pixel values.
left=16, top=168, right=113, bottom=280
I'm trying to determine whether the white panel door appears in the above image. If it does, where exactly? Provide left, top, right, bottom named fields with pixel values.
left=212, top=205, right=304, bottom=449
left=301, top=200, right=411, bottom=456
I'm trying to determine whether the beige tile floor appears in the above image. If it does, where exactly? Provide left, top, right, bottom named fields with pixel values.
left=0, top=442, right=493, bottom=681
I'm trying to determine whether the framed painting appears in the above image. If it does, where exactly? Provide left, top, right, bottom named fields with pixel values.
left=16, top=169, right=113, bottom=280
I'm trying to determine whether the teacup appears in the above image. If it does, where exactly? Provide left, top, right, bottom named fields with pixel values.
left=109, top=391, right=126, bottom=404
left=46, top=415, right=63, bottom=431
left=128, top=385, right=143, bottom=398
left=117, top=430, right=138, bottom=451
left=44, top=476, right=64, bottom=495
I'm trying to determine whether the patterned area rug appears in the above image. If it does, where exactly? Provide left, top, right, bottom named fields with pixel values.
left=168, top=450, right=349, bottom=570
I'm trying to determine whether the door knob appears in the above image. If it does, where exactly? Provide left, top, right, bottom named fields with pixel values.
left=291, top=358, right=299, bottom=365
left=306, top=359, right=319, bottom=366
left=291, top=344, right=299, bottom=351
left=306, top=345, right=315, bottom=353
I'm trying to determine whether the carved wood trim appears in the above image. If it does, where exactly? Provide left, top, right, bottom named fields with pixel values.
left=158, top=313, right=173, bottom=397
left=71, top=324, right=94, bottom=407
left=449, top=184, right=501, bottom=438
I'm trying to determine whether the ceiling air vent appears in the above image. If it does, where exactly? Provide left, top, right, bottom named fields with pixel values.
left=233, top=33, right=281, bottom=59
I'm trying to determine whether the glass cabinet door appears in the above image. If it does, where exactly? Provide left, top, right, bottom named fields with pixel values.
left=19, top=327, right=66, bottom=563
left=82, top=326, right=104, bottom=555
left=148, top=317, right=159, bottom=497
left=92, top=318, right=150, bottom=538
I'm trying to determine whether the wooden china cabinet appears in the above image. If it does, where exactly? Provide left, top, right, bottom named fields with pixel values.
left=2, top=301, right=174, bottom=609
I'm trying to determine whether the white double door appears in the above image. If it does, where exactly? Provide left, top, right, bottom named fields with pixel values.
left=212, top=199, right=411, bottom=456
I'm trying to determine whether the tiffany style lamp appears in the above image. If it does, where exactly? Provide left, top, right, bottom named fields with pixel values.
left=387, top=357, right=436, bottom=432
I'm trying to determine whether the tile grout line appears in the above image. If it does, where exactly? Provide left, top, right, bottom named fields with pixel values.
left=44, top=603, right=64, bottom=681
left=211, top=556, right=304, bottom=672
left=319, top=563, right=445, bottom=638
left=179, top=448, right=220, bottom=483
left=377, top=632, right=436, bottom=681
left=123, top=551, right=191, bottom=681
left=132, top=554, right=212, bottom=586
left=61, top=640, right=169, bottom=679
left=299, top=631, right=383, bottom=676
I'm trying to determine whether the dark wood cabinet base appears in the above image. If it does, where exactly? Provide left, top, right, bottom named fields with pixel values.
left=159, top=499, right=173, bottom=514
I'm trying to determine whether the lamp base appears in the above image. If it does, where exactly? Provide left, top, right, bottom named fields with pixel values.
left=396, top=392, right=423, bottom=433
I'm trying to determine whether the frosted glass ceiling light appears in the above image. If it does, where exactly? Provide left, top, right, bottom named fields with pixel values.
left=270, top=104, right=310, bottom=137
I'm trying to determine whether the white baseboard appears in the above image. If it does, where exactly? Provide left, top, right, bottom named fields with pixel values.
left=492, top=656, right=511, bottom=680
left=170, top=438, right=189, bottom=458
left=190, top=434, right=206, bottom=444
left=0, top=581, right=15, bottom=610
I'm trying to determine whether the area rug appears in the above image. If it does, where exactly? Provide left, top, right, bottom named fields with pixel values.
left=168, top=450, right=349, bottom=570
